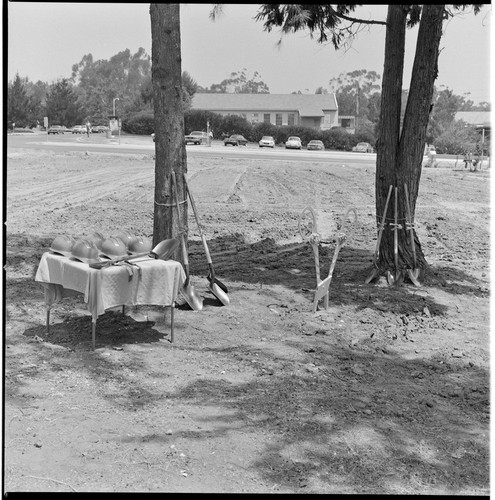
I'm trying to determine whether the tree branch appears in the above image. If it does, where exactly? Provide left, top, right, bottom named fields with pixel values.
left=330, top=7, right=387, bottom=27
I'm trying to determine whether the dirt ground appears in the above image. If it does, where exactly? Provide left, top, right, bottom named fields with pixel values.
left=3, top=143, right=490, bottom=493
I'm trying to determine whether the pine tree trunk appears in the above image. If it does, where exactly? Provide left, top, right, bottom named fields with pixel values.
left=374, top=5, right=407, bottom=276
left=396, top=5, right=445, bottom=275
left=150, top=3, right=188, bottom=255
left=373, top=5, right=445, bottom=283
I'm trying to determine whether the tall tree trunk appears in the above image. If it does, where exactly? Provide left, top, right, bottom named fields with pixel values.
left=397, top=4, right=445, bottom=273
left=374, top=5, right=407, bottom=274
left=374, top=5, right=445, bottom=282
left=150, top=3, right=188, bottom=257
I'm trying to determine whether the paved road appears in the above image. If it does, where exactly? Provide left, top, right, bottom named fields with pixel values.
left=7, top=132, right=378, bottom=165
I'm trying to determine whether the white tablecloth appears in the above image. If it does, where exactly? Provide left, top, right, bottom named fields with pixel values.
left=35, top=253, right=186, bottom=321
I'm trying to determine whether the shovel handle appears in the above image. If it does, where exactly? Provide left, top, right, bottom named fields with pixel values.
left=184, top=175, right=213, bottom=265
left=403, top=183, right=417, bottom=265
left=393, top=186, right=399, bottom=271
left=89, top=250, right=154, bottom=269
left=373, top=185, right=393, bottom=265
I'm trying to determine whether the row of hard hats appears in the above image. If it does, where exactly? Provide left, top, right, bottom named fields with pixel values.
left=49, top=232, right=152, bottom=264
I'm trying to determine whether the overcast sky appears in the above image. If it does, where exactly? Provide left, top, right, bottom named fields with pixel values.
left=7, top=3, right=493, bottom=104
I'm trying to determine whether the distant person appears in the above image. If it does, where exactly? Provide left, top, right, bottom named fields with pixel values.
left=86, top=121, right=91, bottom=137
left=463, top=151, right=473, bottom=170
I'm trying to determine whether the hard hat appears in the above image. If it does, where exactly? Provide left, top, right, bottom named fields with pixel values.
left=88, top=231, right=105, bottom=250
left=70, top=239, right=100, bottom=264
left=49, top=235, right=75, bottom=257
left=100, top=236, right=128, bottom=259
left=113, top=231, right=135, bottom=249
left=127, top=236, right=152, bottom=255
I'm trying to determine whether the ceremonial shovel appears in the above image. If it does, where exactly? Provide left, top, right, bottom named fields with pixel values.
left=183, top=174, right=229, bottom=306
left=171, top=171, right=204, bottom=312
left=312, top=207, right=358, bottom=312
left=365, top=184, right=393, bottom=284
left=404, top=183, right=421, bottom=286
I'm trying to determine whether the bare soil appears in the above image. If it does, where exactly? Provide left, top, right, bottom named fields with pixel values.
left=4, top=145, right=490, bottom=493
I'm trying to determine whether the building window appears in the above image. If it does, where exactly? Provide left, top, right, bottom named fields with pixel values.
left=288, top=113, right=295, bottom=126
left=340, top=118, right=352, bottom=128
left=252, top=113, right=259, bottom=122
left=275, top=114, right=282, bottom=126
left=264, top=113, right=271, bottom=123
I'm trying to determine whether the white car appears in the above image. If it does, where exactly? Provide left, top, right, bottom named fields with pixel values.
left=352, top=142, right=374, bottom=153
left=259, top=136, right=275, bottom=148
left=285, top=136, right=302, bottom=150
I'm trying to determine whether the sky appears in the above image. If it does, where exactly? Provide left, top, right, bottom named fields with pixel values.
left=6, top=3, right=493, bottom=104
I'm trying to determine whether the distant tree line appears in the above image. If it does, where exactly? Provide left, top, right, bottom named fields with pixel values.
left=7, top=48, right=489, bottom=154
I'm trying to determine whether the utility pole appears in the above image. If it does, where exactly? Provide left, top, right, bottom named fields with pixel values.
left=355, top=81, right=359, bottom=133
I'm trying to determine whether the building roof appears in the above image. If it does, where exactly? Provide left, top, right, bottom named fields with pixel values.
left=455, top=111, right=491, bottom=128
left=191, top=93, right=338, bottom=117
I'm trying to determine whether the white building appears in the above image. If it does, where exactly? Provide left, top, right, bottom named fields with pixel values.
left=190, top=93, right=340, bottom=130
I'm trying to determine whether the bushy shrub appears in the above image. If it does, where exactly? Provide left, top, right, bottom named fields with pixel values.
left=434, top=121, right=484, bottom=155
left=354, top=124, right=376, bottom=147
left=184, top=110, right=223, bottom=135
left=250, top=122, right=279, bottom=143
left=218, top=115, right=252, bottom=138
left=122, top=111, right=154, bottom=135
left=321, top=127, right=354, bottom=151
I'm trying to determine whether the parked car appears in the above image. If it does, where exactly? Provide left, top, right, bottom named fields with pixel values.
left=224, top=134, right=248, bottom=146
left=258, top=135, right=275, bottom=148
left=47, top=125, right=65, bottom=135
left=92, top=125, right=109, bottom=133
left=71, top=125, right=86, bottom=134
left=352, top=142, right=374, bottom=153
left=307, top=140, right=325, bottom=151
left=185, top=131, right=208, bottom=145
left=285, top=136, right=302, bottom=150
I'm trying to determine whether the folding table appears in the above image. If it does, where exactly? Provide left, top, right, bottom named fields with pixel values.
left=35, top=252, right=186, bottom=348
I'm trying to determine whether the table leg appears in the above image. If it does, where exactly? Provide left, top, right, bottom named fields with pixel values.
left=92, top=320, right=96, bottom=350
left=46, top=308, right=50, bottom=335
left=170, top=305, right=175, bottom=343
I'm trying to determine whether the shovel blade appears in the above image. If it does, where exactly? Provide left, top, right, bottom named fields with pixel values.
left=153, top=238, right=180, bottom=260
left=207, top=274, right=228, bottom=294
left=182, top=284, right=203, bottom=311
left=407, top=269, right=422, bottom=287
left=386, top=270, right=404, bottom=286
left=209, top=281, right=230, bottom=306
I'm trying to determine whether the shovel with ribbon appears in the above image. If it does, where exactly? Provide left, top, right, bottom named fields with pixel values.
left=404, top=183, right=421, bottom=287
left=298, top=206, right=322, bottom=294
left=183, top=174, right=229, bottom=306
left=312, top=207, right=358, bottom=312
left=171, top=171, right=204, bottom=312
left=386, top=187, right=404, bottom=286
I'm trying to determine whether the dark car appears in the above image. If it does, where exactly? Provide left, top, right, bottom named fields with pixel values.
left=47, top=125, right=65, bottom=135
left=185, top=131, right=208, bottom=145
left=224, top=134, right=248, bottom=146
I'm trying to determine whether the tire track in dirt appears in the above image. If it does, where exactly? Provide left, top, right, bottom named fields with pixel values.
left=187, top=162, right=249, bottom=204
left=7, top=159, right=156, bottom=221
